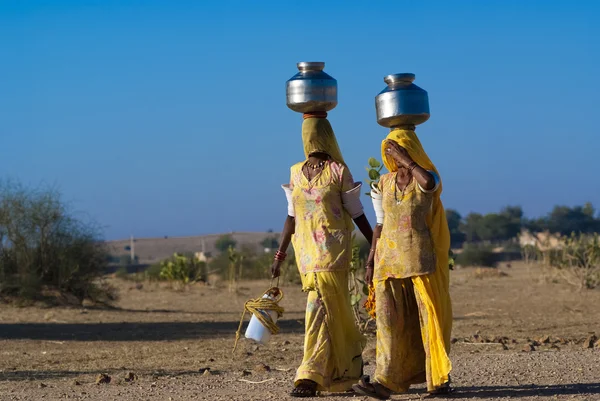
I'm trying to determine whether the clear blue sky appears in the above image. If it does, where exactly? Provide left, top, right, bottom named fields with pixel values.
left=1, top=0, right=598, bottom=240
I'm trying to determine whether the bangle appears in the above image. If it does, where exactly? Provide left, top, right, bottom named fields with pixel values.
left=408, top=161, right=418, bottom=172
left=274, top=250, right=287, bottom=262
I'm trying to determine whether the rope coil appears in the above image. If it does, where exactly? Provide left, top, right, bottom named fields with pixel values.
left=233, top=278, right=284, bottom=353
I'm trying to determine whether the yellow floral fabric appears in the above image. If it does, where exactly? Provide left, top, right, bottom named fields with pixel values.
left=380, top=129, right=450, bottom=278
left=374, top=173, right=436, bottom=282
left=295, top=271, right=366, bottom=392
left=370, top=128, right=452, bottom=392
left=374, top=278, right=426, bottom=393
left=290, top=161, right=355, bottom=274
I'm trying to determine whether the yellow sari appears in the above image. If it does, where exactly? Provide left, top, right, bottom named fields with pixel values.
left=291, top=117, right=366, bottom=391
left=371, top=128, right=452, bottom=392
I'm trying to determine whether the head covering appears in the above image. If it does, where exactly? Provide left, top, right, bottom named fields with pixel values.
left=301, top=117, right=345, bottom=164
left=382, top=127, right=450, bottom=264
left=366, top=128, right=451, bottom=319
left=382, top=128, right=437, bottom=176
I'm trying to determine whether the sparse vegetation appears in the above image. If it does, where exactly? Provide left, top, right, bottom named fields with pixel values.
left=532, top=233, right=600, bottom=290
left=215, top=234, right=237, bottom=253
left=455, top=244, right=498, bottom=268
left=0, top=180, right=115, bottom=304
left=260, top=236, right=279, bottom=250
left=158, top=253, right=205, bottom=289
left=348, top=235, right=371, bottom=331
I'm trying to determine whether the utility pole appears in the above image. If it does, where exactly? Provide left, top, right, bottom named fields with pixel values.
left=130, top=234, right=135, bottom=264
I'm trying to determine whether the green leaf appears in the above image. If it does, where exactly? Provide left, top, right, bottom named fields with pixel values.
left=362, top=283, right=370, bottom=296
left=368, top=157, right=381, bottom=168
left=368, top=169, right=380, bottom=180
left=350, top=293, right=362, bottom=306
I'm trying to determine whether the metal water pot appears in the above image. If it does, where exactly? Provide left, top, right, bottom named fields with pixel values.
left=375, top=73, right=430, bottom=128
left=286, top=62, right=337, bottom=113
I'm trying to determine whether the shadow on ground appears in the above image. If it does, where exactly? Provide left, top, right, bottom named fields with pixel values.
left=0, top=319, right=305, bottom=342
left=0, top=369, right=215, bottom=382
left=455, top=383, right=600, bottom=398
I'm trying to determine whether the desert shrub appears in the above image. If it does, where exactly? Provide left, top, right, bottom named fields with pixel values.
left=0, top=181, right=115, bottom=304
left=207, top=245, right=276, bottom=283
left=541, top=233, right=600, bottom=290
left=145, top=263, right=163, bottom=281
left=115, top=267, right=129, bottom=280
left=280, top=259, right=301, bottom=285
left=158, top=253, right=205, bottom=287
left=456, top=243, right=498, bottom=268
left=215, top=234, right=236, bottom=253
left=260, top=236, right=279, bottom=250
left=119, top=254, right=139, bottom=267
left=348, top=235, right=371, bottom=331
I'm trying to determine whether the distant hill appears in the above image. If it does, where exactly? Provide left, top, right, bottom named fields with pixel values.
left=106, top=232, right=280, bottom=265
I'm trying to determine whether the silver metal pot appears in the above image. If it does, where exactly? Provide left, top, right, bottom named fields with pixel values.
left=375, top=73, right=430, bottom=128
left=286, top=62, right=337, bottom=113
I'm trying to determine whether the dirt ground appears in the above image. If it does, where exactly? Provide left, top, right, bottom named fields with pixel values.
left=1, top=262, right=599, bottom=401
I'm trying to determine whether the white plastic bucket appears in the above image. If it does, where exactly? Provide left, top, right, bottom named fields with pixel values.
left=244, top=293, right=279, bottom=344
left=371, top=189, right=384, bottom=224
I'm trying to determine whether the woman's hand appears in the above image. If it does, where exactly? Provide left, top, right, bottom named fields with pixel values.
left=384, top=140, right=413, bottom=168
left=364, top=262, right=374, bottom=286
left=271, top=260, right=283, bottom=278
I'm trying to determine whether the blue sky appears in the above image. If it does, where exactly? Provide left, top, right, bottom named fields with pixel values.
left=1, top=0, right=598, bottom=240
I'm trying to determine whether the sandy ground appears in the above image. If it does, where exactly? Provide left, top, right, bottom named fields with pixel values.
left=1, top=262, right=599, bottom=401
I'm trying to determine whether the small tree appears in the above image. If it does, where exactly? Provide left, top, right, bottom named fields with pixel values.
left=215, top=234, right=237, bottom=253
left=446, top=209, right=466, bottom=248
left=0, top=180, right=115, bottom=304
left=260, top=236, right=279, bottom=250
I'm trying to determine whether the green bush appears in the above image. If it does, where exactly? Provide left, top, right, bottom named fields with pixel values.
left=115, top=267, right=129, bottom=280
left=215, top=234, right=237, bottom=253
left=456, top=244, right=498, bottom=268
left=0, top=181, right=115, bottom=304
left=543, top=233, right=600, bottom=289
left=145, top=263, right=163, bottom=281
left=159, top=253, right=205, bottom=285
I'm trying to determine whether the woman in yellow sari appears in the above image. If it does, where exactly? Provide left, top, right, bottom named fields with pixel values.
left=353, top=128, right=453, bottom=399
left=271, top=112, right=374, bottom=397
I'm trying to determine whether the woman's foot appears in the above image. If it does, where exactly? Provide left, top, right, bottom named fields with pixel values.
left=352, top=376, right=391, bottom=400
left=427, top=381, right=454, bottom=398
left=290, top=380, right=317, bottom=398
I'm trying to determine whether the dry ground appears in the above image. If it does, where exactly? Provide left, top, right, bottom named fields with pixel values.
left=1, top=262, right=599, bottom=401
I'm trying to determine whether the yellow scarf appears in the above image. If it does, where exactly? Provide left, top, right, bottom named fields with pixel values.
left=381, top=128, right=450, bottom=263
left=365, top=129, right=451, bottom=318
left=301, top=118, right=345, bottom=164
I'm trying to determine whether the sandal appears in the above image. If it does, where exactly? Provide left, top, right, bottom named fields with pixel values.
left=290, top=380, right=317, bottom=398
left=427, top=382, right=455, bottom=398
left=352, top=376, right=391, bottom=400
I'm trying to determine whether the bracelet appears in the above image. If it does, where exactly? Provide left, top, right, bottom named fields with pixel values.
left=408, top=161, right=418, bottom=172
left=274, top=250, right=287, bottom=262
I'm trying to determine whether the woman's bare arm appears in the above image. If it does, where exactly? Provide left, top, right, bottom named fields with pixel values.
left=353, top=214, right=373, bottom=245
left=271, top=215, right=295, bottom=278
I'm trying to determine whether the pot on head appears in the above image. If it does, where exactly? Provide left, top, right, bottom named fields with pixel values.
left=286, top=62, right=337, bottom=113
left=375, top=73, right=430, bottom=128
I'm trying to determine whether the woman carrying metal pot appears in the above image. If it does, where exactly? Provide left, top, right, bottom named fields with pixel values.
left=271, top=112, right=374, bottom=397
left=353, top=127, right=453, bottom=399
